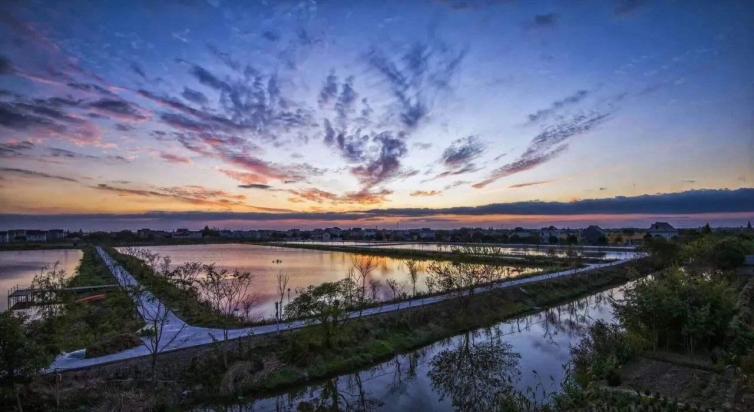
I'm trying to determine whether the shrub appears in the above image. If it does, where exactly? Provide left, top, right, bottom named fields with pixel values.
left=86, top=333, right=142, bottom=358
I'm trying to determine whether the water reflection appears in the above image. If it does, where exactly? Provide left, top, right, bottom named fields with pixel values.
left=205, top=284, right=626, bottom=411
left=0, top=249, right=83, bottom=311
left=133, top=244, right=540, bottom=319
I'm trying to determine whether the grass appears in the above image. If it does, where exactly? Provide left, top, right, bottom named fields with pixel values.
left=260, top=241, right=590, bottom=266
left=181, top=258, right=655, bottom=406
left=104, top=246, right=237, bottom=327
left=28, top=246, right=143, bottom=358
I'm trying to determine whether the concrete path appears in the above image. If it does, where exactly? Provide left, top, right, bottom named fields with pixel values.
left=47, top=247, right=641, bottom=372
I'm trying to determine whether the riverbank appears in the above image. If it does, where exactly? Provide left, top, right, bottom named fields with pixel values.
left=30, top=257, right=656, bottom=410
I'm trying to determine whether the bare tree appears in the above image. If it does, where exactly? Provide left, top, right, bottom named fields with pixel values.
left=385, top=278, right=404, bottom=300
left=127, top=286, right=186, bottom=382
left=275, top=271, right=290, bottom=321
left=171, top=261, right=202, bottom=292
left=368, top=278, right=382, bottom=301
left=158, top=255, right=172, bottom=278
left=351, top=255, right=378, bottom=316
left=198, top=265, right=254, bottom=367
left=403, top=259, right=422, bottom=297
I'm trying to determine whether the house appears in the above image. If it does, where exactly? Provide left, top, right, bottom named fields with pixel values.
left=8, top=230, right=26, bottom=242
left=174, top=228, right=203, bottom=239
left=648, top=222, right=678, bottom=240
left=26, top=230, right=47, bottom=243
left=0, top=231, right=8, bottom=243
left=47, top=229, right=66, bottom=241
left=581, top=225, right=607, bottom=245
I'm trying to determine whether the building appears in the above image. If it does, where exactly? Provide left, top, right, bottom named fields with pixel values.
left=0, top=231, right=8, bottom=243
left=647, top=222, right=678, bottom=240
left=47, top=229, right=66, bottom=241
left=26, top=230, right=47, bottom=242
left=581, top=225, right=607, bottom=245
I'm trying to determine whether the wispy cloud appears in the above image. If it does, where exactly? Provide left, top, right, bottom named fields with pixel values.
left=509, top=180, right=551, bottom=189
left=0, top=167, right=78, bottom=182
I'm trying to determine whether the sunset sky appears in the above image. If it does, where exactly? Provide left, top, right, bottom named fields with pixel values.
left=1, top=0, right=753, bottom=230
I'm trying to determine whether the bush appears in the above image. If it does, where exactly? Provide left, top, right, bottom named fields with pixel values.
left=572, top=321, right=637, bottom=385
left=85, top=333, right=142, bottom=358
left=617, top=269, right=737, bottom=353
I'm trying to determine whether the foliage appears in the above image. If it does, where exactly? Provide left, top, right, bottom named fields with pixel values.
left=643, top=237, right=681, bottom=267
left=0, top=312, right=46, bottom=385
left=571, top=321, right=639, bottom=386
left=85, top=333, right=142, bottom=358
left=284, top=279, right=356, bottom=347
left=616, top=269, right=737, bottom=353
left=682, top=234, right=752, bottom=272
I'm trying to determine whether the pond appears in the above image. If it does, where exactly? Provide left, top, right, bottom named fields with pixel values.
left=205, top=283, right=627, bottom=411
left=131, top=244, right=542, bottom=320
left=0, top=249, right=83, bottom=311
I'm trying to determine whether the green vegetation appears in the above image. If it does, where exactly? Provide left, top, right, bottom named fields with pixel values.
left=176, top=259, right=652, bottom=407
left=106, top=247, right=246, bottom=328
left=561, top=232, right=754, bottom=410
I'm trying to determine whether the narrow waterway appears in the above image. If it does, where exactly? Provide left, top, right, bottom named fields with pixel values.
left=202, top=282, right=630, bottom=411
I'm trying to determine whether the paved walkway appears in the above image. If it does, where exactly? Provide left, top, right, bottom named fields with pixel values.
left=47, top=247, right=641, bottom=372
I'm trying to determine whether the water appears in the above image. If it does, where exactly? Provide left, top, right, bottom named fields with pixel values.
left=0, top=249, right=83, bottom=311
left=279, top=241, right=638, bottom=260
left=128, top=244, right=542, bottom=320
left=207, top=283, right=627, bottom=411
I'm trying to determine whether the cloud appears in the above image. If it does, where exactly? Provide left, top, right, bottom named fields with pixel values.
left=92, top=183, right=249, bottom=208
left=367, top=39, right=466, bottom=128
left=288, top=187, right=393, bottom=205
left=0, top=55, right=14, bottom=75
left=508, top=180, right=551, bottom=189
left=0, top=140, right=34, bottom=157
left=350, top=132, right=409, bottom=189
left=475, top=111, right=611, bottom=188
left=531, top=13, right=558, bottom=28
left=88, top=98, right=149, bottom=121
left=411, top=190, right=442, bottom=197
left=526, top=90, right=589, bottom=124
left=48, top=147, right=128, bottom=163
left=0, top=167, right=78, bottom=182
left=615, top=0, right=649, bottom=15
left=181, top=87, right=208, bottom=105
left=8, top=188, right=751, bottom=228
left=238, top=183, right=272, bottom=190
left=160, top=152, right=191, bottom=164
left=440, top=135, right=484, bottom=170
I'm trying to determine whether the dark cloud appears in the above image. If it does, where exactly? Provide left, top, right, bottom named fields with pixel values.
left=159, top=152, right=191, bottom=164
left=0, top=55, right=14, bottom=75
left=8, top=188, right=751, bottom=228
left=441, top=135, right=484, bottom=168
left=47, top=147, right=129, bottom=163
left=88, top=98, right=148, bottom=121
left=0, top=140, right=34, bottom=157
left=130, top=62, right=147, bottom=79
left=181, top=87, right=208, bottom=105
left=615, top=0, right=649, bottom=15
left=0, top=167, right=77, bottom=182
left=262, top=30, right=280, bottom=42
left=238, top=183, right=272, bottom=190
left=531, top=13, right=558, bottom=28
left=410, top=190, right=442, bottom=197
left=526, top=90, right=589, bottom=124
left=367, top=40, right=466, bottom=128
left=67, top=82, right=115, bottom=96
left=350, top=132, right=409, bottom=189
left=475, top=111, right=611, bottom=188
left=508, top=180, right=551, bottom=189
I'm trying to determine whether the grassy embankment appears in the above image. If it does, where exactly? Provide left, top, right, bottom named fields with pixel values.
left=175, top=258, right=655, bottom=407
left=260, top=241, right=594, bottom=266
left=31, top=246, right=143, bottom=360
left=105, top=244, right=577, bottom=328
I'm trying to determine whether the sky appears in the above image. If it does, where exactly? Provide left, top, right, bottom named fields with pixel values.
left=0, top=0, right=753, bottom=230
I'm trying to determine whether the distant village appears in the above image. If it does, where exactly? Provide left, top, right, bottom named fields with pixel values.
left=3, top=221, right=750, bottom=247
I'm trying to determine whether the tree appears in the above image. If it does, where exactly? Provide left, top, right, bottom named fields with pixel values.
left=0, top=312, right=45, bottom=385
left=385, top=277, right=404, bottom=300
left=426, top=261, right=503, bottom=297
left=351, top=255, right=378, bottom=315
left=31, top=262, right=67, bottom=319
left=403, top=259, right=422, bottom=297
left=709, top=237, right=747, bottom=270
left=170, top=261, right=203, bottom=292
left=198, top=265, right=255, bottom=365
left=127, top=285, right=186, bottom=382
left=368, top=278, right=382, bottom=301
left=285, top=279, right=353, bottom=347
left=275, top=271, right=290, bottom=321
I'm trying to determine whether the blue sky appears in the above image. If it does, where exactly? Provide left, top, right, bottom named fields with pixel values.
left=0, top=0, right=752, bottom=229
